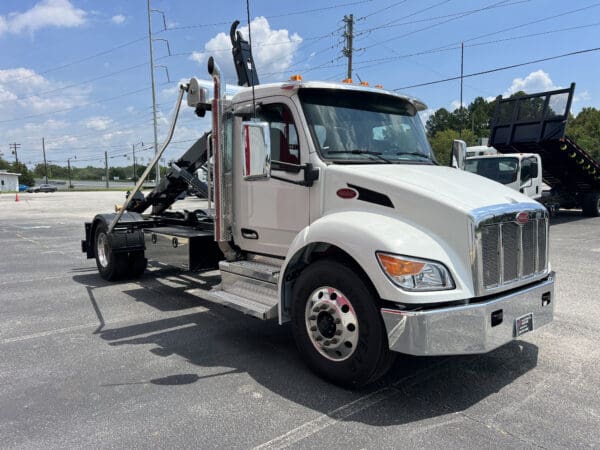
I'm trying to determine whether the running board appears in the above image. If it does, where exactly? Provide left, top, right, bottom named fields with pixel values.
left=185, top=259, right=281, bottom=320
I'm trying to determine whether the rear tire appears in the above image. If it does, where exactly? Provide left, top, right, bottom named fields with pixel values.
left=291, top=259, right=395, bottom=389
left=582, top=192, right=600, bottom=217
left=94, top=222, right=128, bottom=281
left=129, top=251, right=147, bottom=278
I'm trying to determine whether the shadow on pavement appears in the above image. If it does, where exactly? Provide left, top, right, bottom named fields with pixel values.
left=92, top=289, right=539, bottom=427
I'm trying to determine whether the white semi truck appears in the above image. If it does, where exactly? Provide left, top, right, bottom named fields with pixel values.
left=81, top=23, right=554, bottom=388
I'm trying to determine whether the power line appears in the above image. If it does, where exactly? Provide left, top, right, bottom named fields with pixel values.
left=359, top=0, right=410, bottom=19
left=0, top=62, right=149, bottom=104
left=0, top=87, right=150, bottom=124
left=393, top=47, right=600, bottom=90
left=1, top=37, right=147, bottom=84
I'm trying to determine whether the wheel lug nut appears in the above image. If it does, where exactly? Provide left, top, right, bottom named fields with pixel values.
left=312, top=306, right=320, bottom=313
left=315, top=336, right=323, bottom=341
left=309, top=315, right=316, bottom=321
left=334, top=318, right=341, bottom=324
left=324, top=340, right=330, bottom=346
left=328, top=308, right=335, bottom=314
left=335, top=330, right=342, bottom=335
left=331, top=338, right=338, bottom=344
left=310, top=326, right=317, bottom=331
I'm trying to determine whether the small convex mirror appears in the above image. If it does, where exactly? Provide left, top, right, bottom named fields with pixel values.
left=242, top=121, right=271, bottom=179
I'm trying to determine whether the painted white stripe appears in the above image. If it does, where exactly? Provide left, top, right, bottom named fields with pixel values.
left=253, top=359, right=450, bottom=450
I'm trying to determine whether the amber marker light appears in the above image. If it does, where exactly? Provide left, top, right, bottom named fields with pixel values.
left=377, top=253, right=425, bottom=276
left=290, top=74, right=302, bottom=81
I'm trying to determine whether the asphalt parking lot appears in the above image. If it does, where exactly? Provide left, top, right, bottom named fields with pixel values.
left=1, top=191, right=599, bottom=449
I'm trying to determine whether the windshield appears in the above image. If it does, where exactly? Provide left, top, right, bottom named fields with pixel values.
left=298, top=88, right=435, bottom=164
left=465, top=157, right=519, bottom=185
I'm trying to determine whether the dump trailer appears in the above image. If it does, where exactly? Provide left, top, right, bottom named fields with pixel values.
left=81, top=22, right=555, bottom=388
left=488, top=83, right=600, bottom=217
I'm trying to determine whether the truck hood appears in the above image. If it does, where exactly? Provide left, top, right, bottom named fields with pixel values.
left=321, top=164, right=543, bottom=293
left=326, top=164, right=532, bottom=212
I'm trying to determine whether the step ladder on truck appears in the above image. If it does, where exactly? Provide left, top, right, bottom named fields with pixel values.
left=81, top=21, right=555, bottom=388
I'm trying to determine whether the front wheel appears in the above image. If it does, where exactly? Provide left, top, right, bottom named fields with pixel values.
left=291, top=259, right=395, bottom=388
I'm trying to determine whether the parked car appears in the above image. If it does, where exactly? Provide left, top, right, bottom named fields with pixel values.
left=27, top=184, right=57, bottom=193
left=18, top=184, right=28, bottom=192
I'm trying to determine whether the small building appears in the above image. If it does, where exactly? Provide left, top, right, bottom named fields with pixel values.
left=0, top=171, right=21, bottom=192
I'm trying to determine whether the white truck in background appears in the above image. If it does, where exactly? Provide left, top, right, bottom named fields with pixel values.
left=81, top=22, right=555, bottom=388
left=459, top=84, right=600, bottom=217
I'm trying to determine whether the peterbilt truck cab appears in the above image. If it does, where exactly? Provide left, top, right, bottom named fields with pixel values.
left=82, top=25, right=554, bottom=388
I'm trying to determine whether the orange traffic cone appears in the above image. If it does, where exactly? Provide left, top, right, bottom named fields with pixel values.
left=15, top=192, right=19, bottom=202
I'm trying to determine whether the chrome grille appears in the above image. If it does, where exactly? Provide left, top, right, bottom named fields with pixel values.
left=502, top=223, right=519, bottom=282
left=472, top=204, right=549, bottom=295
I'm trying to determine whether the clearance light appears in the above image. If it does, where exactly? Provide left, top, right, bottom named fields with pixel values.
left=376, top=252, right=455, bottom=291
left=290, top=74, right=302, bottom=81
left=360, top=81, right=369, bottom=86
left=342, top=78, right=353, bottom=84
left=375, top=84, right=383, bottom=89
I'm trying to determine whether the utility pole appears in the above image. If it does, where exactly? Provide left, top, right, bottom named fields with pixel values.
left=9, top=142, right=20, bottom=166
left=459, top=42, right=464, bottom=138
left=105, top=151, right=109, bottom=189
left=67, top=156, right=75, bottom=188
left=343, top=14, right=355, bottom=81
left=132, top=143, right=137, bottom=182
left=147, top=0, right=168, bottom=185
left=42, top=137, right=48, bottom=184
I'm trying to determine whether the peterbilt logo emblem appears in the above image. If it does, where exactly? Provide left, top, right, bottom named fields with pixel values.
left=516, top=212, right=529, bottom=224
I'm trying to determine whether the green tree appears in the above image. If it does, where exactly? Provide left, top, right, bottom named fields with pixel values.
left=566, top=107, right=600, bottom=160
left=0, top=157, right=10, bottom=170
left=11, top=162, right=35, bottom=186
left=429, top=129, right=477, bottom=165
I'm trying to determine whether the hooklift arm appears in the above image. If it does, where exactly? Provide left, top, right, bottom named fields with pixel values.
left=107, top=84, right=186, bottom=234
left=230, top=20, right=259, bottom=87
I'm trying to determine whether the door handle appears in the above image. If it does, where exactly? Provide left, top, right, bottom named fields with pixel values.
left=241, top=228, right=259, bottom=239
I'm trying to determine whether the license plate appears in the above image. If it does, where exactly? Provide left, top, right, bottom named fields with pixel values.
left=515, top=313, right=534, bottom=337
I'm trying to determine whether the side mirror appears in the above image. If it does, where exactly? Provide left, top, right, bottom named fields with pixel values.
left=451, top=139, right=467, bottom=170
left=242, top=121, right=271, bottom=179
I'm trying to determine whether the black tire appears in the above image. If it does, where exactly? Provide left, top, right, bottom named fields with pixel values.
left=582, top=192, right=600, bottom=217
left=94, top=222, right=128, bottom=281
left=129, top=251, right=147, bottom=278
left=291, top=259, right=395, bottom=389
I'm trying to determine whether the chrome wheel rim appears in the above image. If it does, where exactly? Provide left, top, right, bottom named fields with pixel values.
left=97, top=232, right=110, bottom=268
left=304, top=286, right=359, bottom=361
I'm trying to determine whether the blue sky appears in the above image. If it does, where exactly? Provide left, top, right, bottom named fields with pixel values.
left=0, top=0, right=599, bottom=168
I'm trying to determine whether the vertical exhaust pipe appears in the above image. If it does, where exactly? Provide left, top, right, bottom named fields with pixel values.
left=208, top=57, right=237, bottom=261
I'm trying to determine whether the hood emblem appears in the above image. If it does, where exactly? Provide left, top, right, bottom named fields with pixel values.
left=516, top=211, right=530, bottom=224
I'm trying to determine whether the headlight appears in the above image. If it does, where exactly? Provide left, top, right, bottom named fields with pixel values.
left=376, top=252, right=455, bottom=291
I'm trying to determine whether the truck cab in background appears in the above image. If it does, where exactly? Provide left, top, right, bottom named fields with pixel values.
left=465, top=152, right=543, bottom=199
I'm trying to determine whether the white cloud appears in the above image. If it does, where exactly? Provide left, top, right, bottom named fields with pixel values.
left=190, top=17, right=302, bottom=83
left=111, top=14, right=126, bottom=25
left=418, top=108, right=435, bottom=125
left=449, top=100, right=462, bottom=111
left=504, top=70, right=558, bottom=96
left=0, top=0, right=87, bottom=36
left=84, top=117, right=113, bottom=131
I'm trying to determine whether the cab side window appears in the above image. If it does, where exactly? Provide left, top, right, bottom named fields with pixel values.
left=257, top=104, right=300, bottom=167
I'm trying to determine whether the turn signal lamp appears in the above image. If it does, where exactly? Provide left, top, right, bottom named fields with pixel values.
left=375, top=84, right=383, bottom=89
left=360, top=81, right=369, bottom=86
left=376, top=252, right=455, bottom=291
left=290, top=74, right=302, bottom=81
left=342, top=78, right=353, bottom=84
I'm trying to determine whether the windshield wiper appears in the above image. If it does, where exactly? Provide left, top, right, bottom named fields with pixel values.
left=327, top=149, right=392, bottom=164
left=395, top=151, right=432, bottom=161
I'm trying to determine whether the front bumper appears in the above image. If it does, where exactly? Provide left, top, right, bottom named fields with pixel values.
left=381, top=272, right=555, bottom=356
